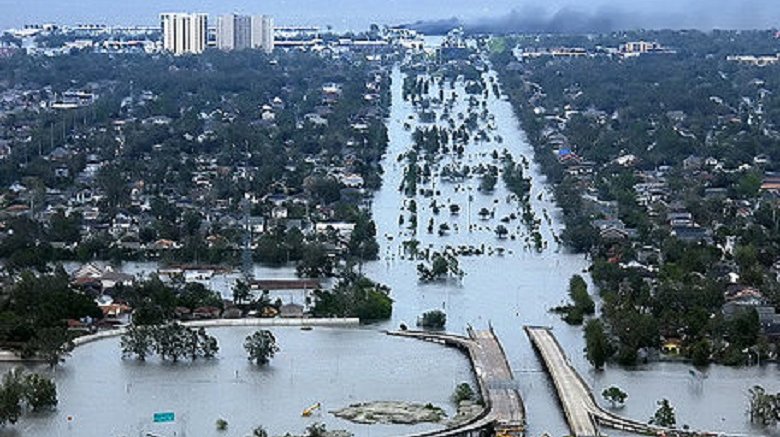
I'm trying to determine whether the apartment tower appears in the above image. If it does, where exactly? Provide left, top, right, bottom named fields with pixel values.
left=160, top=13, right=208, bottom=55
left=217, top=14, right=274, bottom=53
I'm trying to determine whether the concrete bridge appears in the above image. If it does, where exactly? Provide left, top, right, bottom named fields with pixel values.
left=389, top=327, right=525, bottom=437
left=525, top=326, right=734, bottom=437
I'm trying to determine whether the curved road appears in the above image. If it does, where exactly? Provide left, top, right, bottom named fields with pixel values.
left=389, top=329, right=525, bottom=437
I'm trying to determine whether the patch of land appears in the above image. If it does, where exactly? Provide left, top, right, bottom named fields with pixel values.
left=331, top=401, right=446, bottom=425
left=278, top=431, right=352, bottom=437
left=446, top=400, right=483, bottom=427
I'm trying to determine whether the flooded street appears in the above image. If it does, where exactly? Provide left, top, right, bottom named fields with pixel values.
left=6, top=56, right=780, bottom=437
left=364, top=62, right=780, bottom=437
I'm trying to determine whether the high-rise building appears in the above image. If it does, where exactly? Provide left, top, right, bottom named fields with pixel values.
left=160, top=13, right=208, bottom=55
left=215, top=14, right=274, bottom=53
left=217, top=14, right=252, bottom=51
left=251, top=15, right=274, bottom=53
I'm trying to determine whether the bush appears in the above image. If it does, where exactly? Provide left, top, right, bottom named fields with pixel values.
left=602, top=386, right=627, bottom=407
left=418, top=310, right=446, bottom=329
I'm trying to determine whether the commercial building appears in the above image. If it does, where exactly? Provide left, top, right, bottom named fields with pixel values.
left=216, top=14, right=274, bottom=52
left=160, top=13, right=208, bottom=55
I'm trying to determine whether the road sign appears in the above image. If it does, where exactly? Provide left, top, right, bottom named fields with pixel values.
left=153, top=412, right=175, bottom=423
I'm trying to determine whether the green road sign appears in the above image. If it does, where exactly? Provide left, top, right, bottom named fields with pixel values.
left=153, top=412, right=175, bottom=423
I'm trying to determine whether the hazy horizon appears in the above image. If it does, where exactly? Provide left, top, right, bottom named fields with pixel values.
left=0, top=0, right=778, bottom=32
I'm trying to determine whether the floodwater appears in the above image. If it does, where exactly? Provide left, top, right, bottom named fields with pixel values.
left=7, top=53, right=780, bottom=437
left=0, top=327, right=473, bottom=437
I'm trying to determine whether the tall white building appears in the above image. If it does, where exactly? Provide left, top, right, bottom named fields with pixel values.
left=215, top=14, right=274, bottom=53
left=217, top=14, right=252, bottom=51
left=251, top=15, right=274, bottom=53
left=160, top=13, right=208, bottom=55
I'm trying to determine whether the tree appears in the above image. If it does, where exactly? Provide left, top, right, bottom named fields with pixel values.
left=252, top=426, right=269, bottom=437
left=584, top=319, right=611, bottom=370
left=48, top=210, right=82, bottom=243
left=602, top=386, right=627, bottom=408
left=120, top=324, right=155, bottom=361
left=176, top=283, right=223, bottom=311
left=152, top=323, right=188, bottom=362
left=196, top=327, right=219, bottom=359
left=689, top=339, right=711, bottom=367
left=244, top=330, right=279, bottom=365
left=418, top=310, right=446, bottom=329
left=452, top=382, right=476, bottom=403
left=28, top=327, right=74, bottom=368
left=305, top=423, right=329, bottom=437
left=22, top=373, right=57, bottom=411
left=553, top=275, right=595, bottom=325
left=0, top=369, right=23, bottom=426
left=121, top=323, right=218, bottom=362
left=232, top=279, right=251, bottom=305
left=0, top=369, right=56, bottom=425
left=749, top=385, right=780, bottom=427
left=735, top=171, right=762, bottom=199
left=650, top=399, right=676, bottom=428
left=216, top=418, right=228, bottom=431
left=479, top=172, right=497, bottom=192
left=727, top=308, right=761, bottom=349
left=297, top=243, right=334, bottom=277
left=310, top=272, right=393, bottom=321
left=417, top=252, right=463, bottom=282
left=495, top=225, right=509, bottom=239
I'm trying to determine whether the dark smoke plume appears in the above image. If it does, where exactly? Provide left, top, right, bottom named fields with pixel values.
left=402, top=1, right=780, bottom=34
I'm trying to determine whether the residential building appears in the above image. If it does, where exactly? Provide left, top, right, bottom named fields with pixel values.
left=251, top=15, right=274, bottom=53
left=726, top=54, right=780, bottom=67
left=215, top=14, right=274, bottom=52
left=620, top=41, right=659, bottom=54
left=618, top=41, right=673, bottom=57
left=160, top=13, right=208, bottom=55
left=216, top=14, right=251, bottom=51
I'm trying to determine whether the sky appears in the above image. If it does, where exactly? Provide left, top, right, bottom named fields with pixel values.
left=0, top=0, right=777, bottom=32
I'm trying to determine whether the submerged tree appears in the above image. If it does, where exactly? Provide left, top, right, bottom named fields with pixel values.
left=0, top=369, right=57, bottom=426
left=418, top=310, right=447, bottom=329
left=749, top=385, right=780, bottom=427
left=649, top=399, right=676, bottom=428
left=22, top=373, right=57, bottom=412
left=417, top=252, right=464, bottom=282
left=310, top=271, right=393, bottom=321
left=584, top=319, right=611, bottom=370
left=120, top=324, right=155, bottom=361
left=252, top=426, right=269, bottom=437
left=120, top=323, right=218, bottom=362
left=602, top=386, right=628, bottom=408
left=244, top=330, right=279, bottom=365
